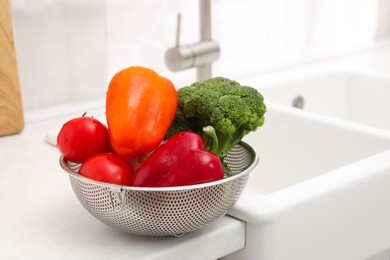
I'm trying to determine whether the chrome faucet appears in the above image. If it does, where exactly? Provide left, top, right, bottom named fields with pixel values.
left=165, top=0, right=220, bottom=82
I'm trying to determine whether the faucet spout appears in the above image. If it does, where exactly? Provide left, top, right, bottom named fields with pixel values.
left=200, top=0, right=211, bottom=41
left=198, top=0, right=213, bottom=81
left=165, top=0, right=220, bottom=82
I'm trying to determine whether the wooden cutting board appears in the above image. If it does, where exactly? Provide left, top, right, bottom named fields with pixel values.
left=0, top=0, right=24, bottom=136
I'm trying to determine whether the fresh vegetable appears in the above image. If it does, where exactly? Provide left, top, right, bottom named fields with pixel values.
left=79, top=153, right=133, bottom=185
left=106, top=66, right=178, bottom=160
left=156, top=149, right=224, bottom=187
left=130, top=131, right=224, bottom=187
left=166, top=77, right=266, bottom=167
left=57, top=114, right=110, bottom=163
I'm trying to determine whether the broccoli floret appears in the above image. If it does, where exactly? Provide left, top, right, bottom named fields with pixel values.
left=166, top=77, right=266, bottom=167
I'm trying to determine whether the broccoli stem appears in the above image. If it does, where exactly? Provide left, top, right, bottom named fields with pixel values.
left=203, top=126, right=237, bottom=176
left=217, top=132, right=246, bottom=158
left=215, top=136, right=234, bottom=159
left=202, top=126, right=219, bottom=154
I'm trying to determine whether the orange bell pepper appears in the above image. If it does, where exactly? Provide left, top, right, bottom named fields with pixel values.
left=106, top=66, right=178, bottom=160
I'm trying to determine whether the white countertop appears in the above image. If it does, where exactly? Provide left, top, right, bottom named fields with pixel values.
left=0, top=110, right=245, bottom=260
left=6, top=42, right=390, bottom=260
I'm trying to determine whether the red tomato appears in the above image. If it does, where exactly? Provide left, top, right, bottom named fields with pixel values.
left=78, top=153, right=133, bottom=185
left=57, top=115, right=110, bottom=162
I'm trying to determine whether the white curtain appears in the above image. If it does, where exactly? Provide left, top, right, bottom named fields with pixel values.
left=11, top=0, right=108, bottom=112
left=213, top=0, right=379, bottom=77
left=10, top=0, right=389, bottom=112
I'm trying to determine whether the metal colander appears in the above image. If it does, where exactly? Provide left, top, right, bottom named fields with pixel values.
left=60, top=142, right=258, bottom=236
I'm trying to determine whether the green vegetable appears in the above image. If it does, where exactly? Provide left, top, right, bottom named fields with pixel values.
left=166, top=77, right=266, bottom=173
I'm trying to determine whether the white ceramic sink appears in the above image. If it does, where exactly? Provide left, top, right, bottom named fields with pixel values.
left=224, top=103, right=390, bottom=260
left=258, top=70, right=390, bottom=131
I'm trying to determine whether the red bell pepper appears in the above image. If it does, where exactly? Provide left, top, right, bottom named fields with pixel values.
left=130, top=131, right=224, bottom=187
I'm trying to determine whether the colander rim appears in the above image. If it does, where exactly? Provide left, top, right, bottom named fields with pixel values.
left=59, top=141, right=258, bottom=192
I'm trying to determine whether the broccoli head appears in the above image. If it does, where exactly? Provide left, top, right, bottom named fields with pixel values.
left=166, top=77, right=266, bottom=164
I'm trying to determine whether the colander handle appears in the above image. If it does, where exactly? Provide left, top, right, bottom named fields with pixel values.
left=108, top=188, right=126, bottom=212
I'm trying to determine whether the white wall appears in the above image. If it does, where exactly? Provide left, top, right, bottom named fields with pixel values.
left=10, top=0, right=386, bottom=112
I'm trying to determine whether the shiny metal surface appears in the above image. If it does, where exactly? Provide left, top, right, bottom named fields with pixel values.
left=60, top=143, right=258, bottom=236
left=164, top=0, right=220, bottom=82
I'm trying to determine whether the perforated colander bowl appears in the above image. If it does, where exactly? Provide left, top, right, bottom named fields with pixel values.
left=60, top=142, right=258, bottom=236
